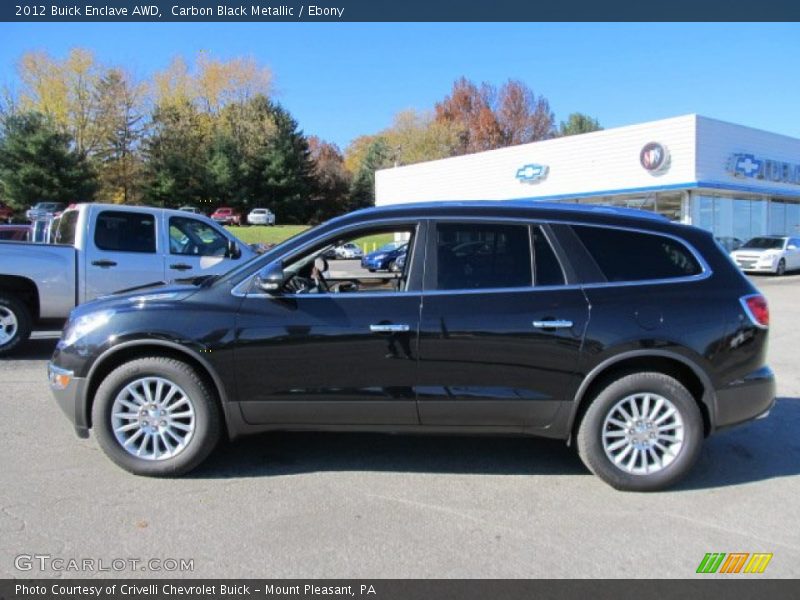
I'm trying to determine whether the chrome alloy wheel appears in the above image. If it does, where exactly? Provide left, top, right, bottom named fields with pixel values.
left=601, top=393, right=685, bottom=475
left=0, top=306, right=18, bottom=347
left=111, top=377, right=196, bottom=461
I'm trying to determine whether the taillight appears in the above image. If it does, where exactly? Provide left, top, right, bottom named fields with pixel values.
left=741, top=294, right=769, bottom=328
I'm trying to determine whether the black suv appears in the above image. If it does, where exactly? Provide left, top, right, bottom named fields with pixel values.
left=48, top=201, right=775, bottom=490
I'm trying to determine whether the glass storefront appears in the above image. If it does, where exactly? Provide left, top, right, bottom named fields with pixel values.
left=562, top=190, right=800, bottom=240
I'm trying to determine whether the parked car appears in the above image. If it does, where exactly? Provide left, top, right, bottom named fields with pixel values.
left=26, top=201, right=66, bottom=222
left=323, top=242, right=364, bottom=260
left=210, top=207, right=242, bottom=226
left=730, top=235, right=800, bottom=275
left=178, top=206, right=201, bottom=214
left=361, top=241, right=408, bottom=272
left=48, top=200, right=774, bottom=490
left=0, top=203, right=254, bottom=355
left=715, top=236, right=743, bottom=253
left=0, top=224, right=30, bottom=241
left=247, top=208, right=276, bottom=226
left=0, top=201, right=14, bottom=223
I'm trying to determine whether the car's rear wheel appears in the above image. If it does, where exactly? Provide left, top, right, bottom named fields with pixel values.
left=576, top=372, right=703, bottom=491
left=92, top=357, right=221, bottom=476
left=0, top=293, right=32, bottom=356
left=776, top=259, right=786, bottom=276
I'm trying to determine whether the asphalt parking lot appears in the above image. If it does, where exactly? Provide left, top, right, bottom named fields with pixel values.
left=1, top=274, right=798, bottom=579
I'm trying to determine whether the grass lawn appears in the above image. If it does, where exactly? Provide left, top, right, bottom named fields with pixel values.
left=226, top=225, right=397, bottom=253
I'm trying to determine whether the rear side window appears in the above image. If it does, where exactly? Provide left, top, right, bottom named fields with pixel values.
left=572, top=225, right=701, bottom=282
left=436, top=223, right=531, bottom=290
left=94, top=211, right=156, bottom=254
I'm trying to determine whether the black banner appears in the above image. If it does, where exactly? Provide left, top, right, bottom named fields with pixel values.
left=2, top=0, right=800, bottom=22
left=2, top=580, right=799, bottom=600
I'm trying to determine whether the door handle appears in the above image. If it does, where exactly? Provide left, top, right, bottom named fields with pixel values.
left=370, top=324, right=411, bottom=333
left=532, top=319, right=574, bottom=329
left=169, top=263, right=193, bottom=271
left=91, top=260, right=117, bottom=268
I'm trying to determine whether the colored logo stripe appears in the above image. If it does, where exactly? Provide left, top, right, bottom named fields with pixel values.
left=696, top=552, right=772, bottom=574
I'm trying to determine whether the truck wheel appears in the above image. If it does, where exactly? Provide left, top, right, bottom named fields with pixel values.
left=0, top=293, right=32, bottom=356
left=576, top=372, right=703, bottom=492
left=92, top=357, right=221, bottom=476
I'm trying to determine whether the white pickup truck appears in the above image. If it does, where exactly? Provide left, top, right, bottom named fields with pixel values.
left=0, top=203, right=255, bottom=355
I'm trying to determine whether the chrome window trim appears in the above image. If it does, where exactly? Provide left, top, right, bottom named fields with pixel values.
left=231, top=214, right=713, bottom=298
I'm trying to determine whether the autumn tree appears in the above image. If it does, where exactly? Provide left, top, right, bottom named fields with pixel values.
left=307, top=136, right=351, bottom=223
left=0, top=112, right=96, bottom=209
left=559, top=113, right=603, bottom=137
left=382, top=110, right=459, bottom=166
left=94, top=69, right=146, bottom=203
left=434, top=77, right=555, bottom=154
left=17, top=48, right=104, bottom=157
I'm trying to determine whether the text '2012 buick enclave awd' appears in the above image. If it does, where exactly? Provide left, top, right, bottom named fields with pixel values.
left=48, top=201, right=775, bottom=490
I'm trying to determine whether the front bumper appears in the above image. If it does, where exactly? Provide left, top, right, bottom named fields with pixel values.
left=715, top=366, right=776, bottom=429
left=48, top=363, right=89, bottom=438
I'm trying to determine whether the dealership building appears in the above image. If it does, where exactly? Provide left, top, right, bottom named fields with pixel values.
left=375, top=114, right=800, bottom=241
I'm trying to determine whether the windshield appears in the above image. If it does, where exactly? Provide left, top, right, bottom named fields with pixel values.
left=742, top=237, right=785, bottom=250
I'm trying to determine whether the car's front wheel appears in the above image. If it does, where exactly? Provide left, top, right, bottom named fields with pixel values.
left=576, top=372, right=703, bottom=491
left=776, top=259, right=786, bottom=276
left=92, top=357, right=221, bottom=476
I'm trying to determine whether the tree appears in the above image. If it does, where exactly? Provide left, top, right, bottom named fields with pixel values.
left=348, top=137, right=393, bottom=210
left=17, top=48, right=103, bottom=157
left=558, top=113, right=602, bottom=137
left=496, top=79, right=555, bottom=144
left=434, top=77, right=554, bottom=154
left=142, top=100, right=212, bottom=208
left=307, top=136, right=351, bottom=223
left=94, top=69, right=146, bottom=203
left=0, top=112, right=96, bottom=209
left=382, top=110, right=459, bottom=166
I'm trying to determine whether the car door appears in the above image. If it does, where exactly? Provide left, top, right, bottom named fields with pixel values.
left=165, top=215, right=246, bottom=279
left=233, top=220, right=427, bottom=426
left=416, top=221, right=589, bottom=429
left=84, top=209, right=165, bottom=299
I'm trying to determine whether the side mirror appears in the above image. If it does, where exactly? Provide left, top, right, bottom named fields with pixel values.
left=227, top=239, right=242, bottom=259
left=788, top=245, right=798, bottom=251
left=254, top=262, right=286, bottom=294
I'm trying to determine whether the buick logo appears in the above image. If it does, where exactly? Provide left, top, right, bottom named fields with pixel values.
left=640, top=142, right=670, bottom=174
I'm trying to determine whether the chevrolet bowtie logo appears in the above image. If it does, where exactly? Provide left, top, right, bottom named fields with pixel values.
left=516, top=164, right=548, bottom=183
left=733, top=153, right=763, bottom=178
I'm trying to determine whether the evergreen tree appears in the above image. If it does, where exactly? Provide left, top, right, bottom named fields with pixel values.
left=348, top=137, right=393, bottom=210
left=0, top=111, right=96, bottom=209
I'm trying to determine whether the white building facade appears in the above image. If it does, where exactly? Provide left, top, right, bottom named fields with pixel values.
left=375, top=115, right=800, bottom=241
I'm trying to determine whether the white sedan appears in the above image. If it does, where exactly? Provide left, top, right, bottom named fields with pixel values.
left=333, top=242, right=364, bottom=259
left=730, top=235, right=800, bottom=275
left=247, top=208, right=276, bottom=226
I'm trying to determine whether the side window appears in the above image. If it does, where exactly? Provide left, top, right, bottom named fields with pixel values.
left=281, top=226, right=416, bottom=295
left=169, top=217, right=228, bottom=257
left=572, top=225, right=702, bottom=282
left=532, top=226, right=565, bottom=286
left=436, top=223, right=531, bottom=290
left=94, top=211, right=156, bottom=254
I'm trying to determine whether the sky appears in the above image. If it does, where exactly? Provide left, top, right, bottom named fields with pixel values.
left=1, top=22, right=799, bottom=149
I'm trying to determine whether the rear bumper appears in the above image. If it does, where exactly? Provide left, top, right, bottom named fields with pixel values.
left=714, top=366, right=776, bottom=430
left=48, top=363, right=89, bottom=438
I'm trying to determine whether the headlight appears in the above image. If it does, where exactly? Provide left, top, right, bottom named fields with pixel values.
left=62, top=310, right=115, bottom=346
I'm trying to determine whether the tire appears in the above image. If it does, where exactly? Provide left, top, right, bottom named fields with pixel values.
left=92, top=357, right=221, bottom=476
left=0, top=293, right=32, bottom=356
left=576, top=372, right=703, bottom=491
left=776, top=259, right=786, bottom=276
